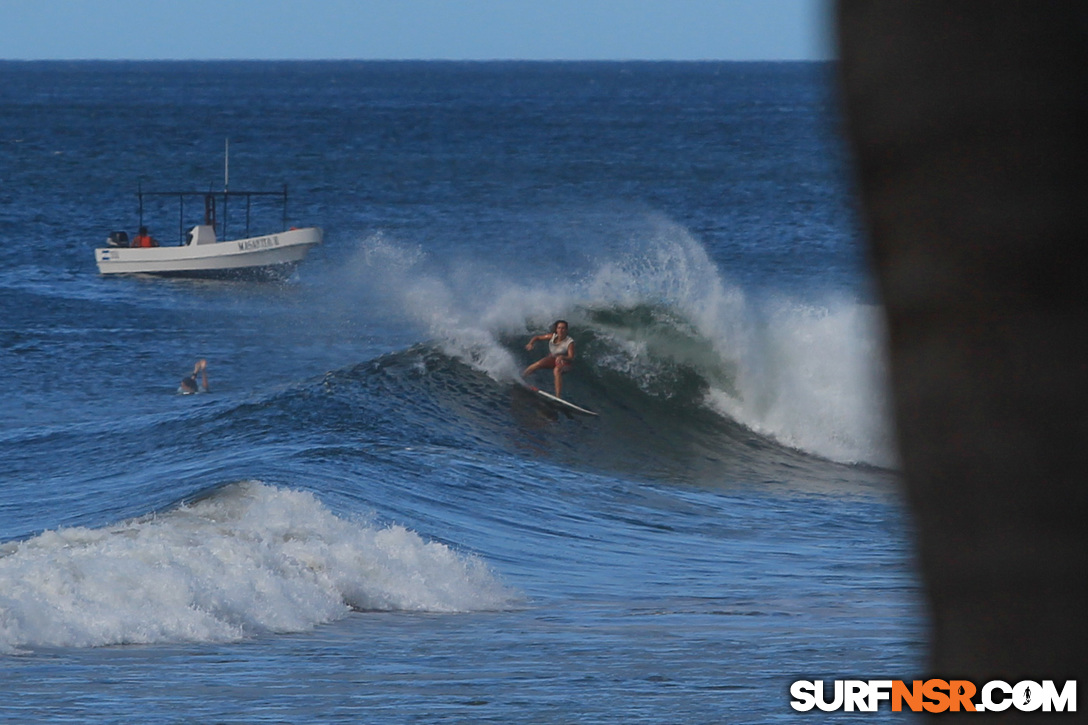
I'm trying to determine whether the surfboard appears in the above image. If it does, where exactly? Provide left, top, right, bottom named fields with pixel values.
left=525, top=385, right=599, bottom=416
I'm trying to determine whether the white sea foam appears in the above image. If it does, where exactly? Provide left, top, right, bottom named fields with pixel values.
left=337, top=232, right=555, bottom=381
left=705, top=297, right=896, bottom=467
left=577, top=216, right=895, bottom=466
left=0, top=481, right=513, bottom=652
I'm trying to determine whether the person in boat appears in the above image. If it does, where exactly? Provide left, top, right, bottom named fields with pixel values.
left=132, top=226, right=159, bottom=248
left=522, top=320, right=575, bottom=398
left=179, top=359, right=209, bottom=395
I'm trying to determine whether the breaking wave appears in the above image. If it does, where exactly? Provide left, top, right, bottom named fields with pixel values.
left=327, top=214, right=895, bottom=467
left=0, top=481, right=514, bottom=653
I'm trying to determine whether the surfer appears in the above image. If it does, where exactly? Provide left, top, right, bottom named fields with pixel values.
left=522, top=320, right=574, bottom=398
left=179, top=359, right=209, bottom=394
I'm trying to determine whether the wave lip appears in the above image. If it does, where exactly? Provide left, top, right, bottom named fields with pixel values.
left=0, top=481, right=514, bottom=652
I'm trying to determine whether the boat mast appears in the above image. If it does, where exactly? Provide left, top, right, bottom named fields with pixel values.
left=222, top=138, right=229, bottom=238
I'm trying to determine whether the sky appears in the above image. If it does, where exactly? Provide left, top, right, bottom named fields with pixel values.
left=0, top=0, right=831, bottom=61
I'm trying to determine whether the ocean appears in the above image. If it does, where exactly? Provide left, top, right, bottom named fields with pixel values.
left=1, top=61, right=923, bottom=722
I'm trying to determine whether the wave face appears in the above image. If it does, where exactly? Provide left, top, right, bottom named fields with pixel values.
left=0, top=481, right=512, bottom=652
left=327, top=215, right=895, bottom=469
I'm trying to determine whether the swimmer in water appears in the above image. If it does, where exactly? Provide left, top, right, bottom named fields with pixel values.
left=179, top=359, right=208, bottom=394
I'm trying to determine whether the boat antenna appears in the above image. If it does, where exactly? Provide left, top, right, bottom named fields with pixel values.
left=224, top=138, right=230, bottom=193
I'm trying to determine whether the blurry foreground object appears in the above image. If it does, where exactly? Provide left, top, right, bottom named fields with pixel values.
left=836, top=1, right=1087, bottom=689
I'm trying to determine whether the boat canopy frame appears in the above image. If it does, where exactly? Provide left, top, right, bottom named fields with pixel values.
left=137, top=185, right=290, bottom=246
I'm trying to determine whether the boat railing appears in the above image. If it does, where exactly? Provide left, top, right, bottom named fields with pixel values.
left=136, top=186, right=290, bottom=246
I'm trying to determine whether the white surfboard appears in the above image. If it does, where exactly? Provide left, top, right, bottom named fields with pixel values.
left=525, top=386, right=599, bottom=416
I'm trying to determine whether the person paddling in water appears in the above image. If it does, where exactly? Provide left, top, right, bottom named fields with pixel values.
left=523, top=320, right=575, bottom=398
left=179, top=359, right=209, bottom=395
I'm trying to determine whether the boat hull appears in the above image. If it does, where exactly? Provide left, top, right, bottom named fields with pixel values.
left=95, top=227, right=322, bottom=278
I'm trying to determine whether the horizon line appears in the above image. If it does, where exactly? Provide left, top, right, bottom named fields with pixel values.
left=1, top=57, right=832, bottom=63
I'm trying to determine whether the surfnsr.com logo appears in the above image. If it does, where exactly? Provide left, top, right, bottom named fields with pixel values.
left=790, top=679, right=1077, bottom=713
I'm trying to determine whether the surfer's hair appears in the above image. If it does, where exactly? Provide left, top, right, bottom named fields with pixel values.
left=550, top=320, right=568, bottom=334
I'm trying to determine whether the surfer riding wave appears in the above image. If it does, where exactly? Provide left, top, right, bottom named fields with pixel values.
left=522, top=320, right=574, bottom=398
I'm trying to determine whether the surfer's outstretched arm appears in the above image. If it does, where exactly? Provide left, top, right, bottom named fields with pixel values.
left=524, top=333, right=551, bottom=351
left=190, top=359, right=208, bottom=392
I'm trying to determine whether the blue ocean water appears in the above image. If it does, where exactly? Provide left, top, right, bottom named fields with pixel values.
left=0, top=61, right=922, bottom=722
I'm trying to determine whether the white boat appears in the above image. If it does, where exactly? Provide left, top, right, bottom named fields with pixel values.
left=95, top=187, right=321, bottom=279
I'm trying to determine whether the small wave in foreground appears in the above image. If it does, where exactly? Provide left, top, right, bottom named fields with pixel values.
left=0, top=481, right=514, bottom=652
